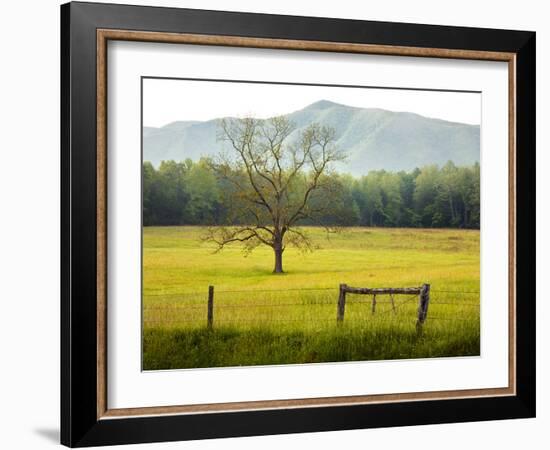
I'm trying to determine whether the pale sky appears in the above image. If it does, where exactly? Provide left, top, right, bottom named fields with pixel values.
left=143, top=78, right=481, bottom=128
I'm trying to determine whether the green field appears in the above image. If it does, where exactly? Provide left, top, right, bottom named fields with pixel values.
left=143, top=226, right=480, bottom=370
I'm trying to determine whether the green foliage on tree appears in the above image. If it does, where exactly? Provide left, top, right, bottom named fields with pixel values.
left=143, top=159, right=480, bottom=230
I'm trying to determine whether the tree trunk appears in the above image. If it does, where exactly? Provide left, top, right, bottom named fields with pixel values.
left=448, top=191, right=456, bottom=223
left=273, top=245, right=284, bottom=273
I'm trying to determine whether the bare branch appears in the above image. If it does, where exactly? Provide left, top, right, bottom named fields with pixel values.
left=203, top=116, right=347, bottom=272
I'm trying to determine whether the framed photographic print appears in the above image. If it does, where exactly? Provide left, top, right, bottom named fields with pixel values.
left=60, top=1, right=536, bottom=447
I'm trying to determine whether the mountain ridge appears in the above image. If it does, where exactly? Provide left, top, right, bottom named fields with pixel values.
left=143, top=100, right=480, bottom=174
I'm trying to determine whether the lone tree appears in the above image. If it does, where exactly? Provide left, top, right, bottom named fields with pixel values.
left=205, top=116, right=346, bottom=273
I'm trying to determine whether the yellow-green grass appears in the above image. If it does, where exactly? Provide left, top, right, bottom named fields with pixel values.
left=143, top=226, right=480, bottom=369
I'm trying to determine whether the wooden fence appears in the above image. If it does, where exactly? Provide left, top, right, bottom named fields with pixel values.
left=202, top=283, right=430, bottom=330
left=337, top=283, right=431, bottom=330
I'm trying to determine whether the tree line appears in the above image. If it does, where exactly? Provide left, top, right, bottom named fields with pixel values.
left=143, top=159, right=479, bottom=229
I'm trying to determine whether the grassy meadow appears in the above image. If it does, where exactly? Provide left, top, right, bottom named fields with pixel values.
left=143, top=226, right=480, bottom=370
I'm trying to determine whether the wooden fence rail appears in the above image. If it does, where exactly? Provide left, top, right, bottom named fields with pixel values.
left=337, top=283, right=431, bottom=329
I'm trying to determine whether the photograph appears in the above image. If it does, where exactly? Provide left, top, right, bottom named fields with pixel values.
left=141, top=78, right=482, bottom=370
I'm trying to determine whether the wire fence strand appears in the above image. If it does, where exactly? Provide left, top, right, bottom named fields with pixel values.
left=143, top=287, right=480, bottom=327
left=145, top=288, right=480, bottom=297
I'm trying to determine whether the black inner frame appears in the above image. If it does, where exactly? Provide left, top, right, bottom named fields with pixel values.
left=61, top=2, right=535, bottom=447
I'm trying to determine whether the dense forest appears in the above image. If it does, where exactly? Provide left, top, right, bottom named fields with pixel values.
left=143, top=159, right=480, bottom=229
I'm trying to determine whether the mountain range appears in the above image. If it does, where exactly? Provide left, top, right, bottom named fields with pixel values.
left=143, top=99, right=480, bottom=175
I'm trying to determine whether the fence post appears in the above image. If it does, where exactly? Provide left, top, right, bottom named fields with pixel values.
left=371, top=294, right=377, bottom=314
left=416, top=283, right=430, bottom=332
left=337, top=283, right=347, bottom=323
left=207, top=285, right=214, bottom=329
left=390, top=293, right=396, bottom=314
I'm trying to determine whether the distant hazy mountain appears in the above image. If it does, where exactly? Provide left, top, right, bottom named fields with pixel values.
left=143, top=100, right=479, bottom=174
